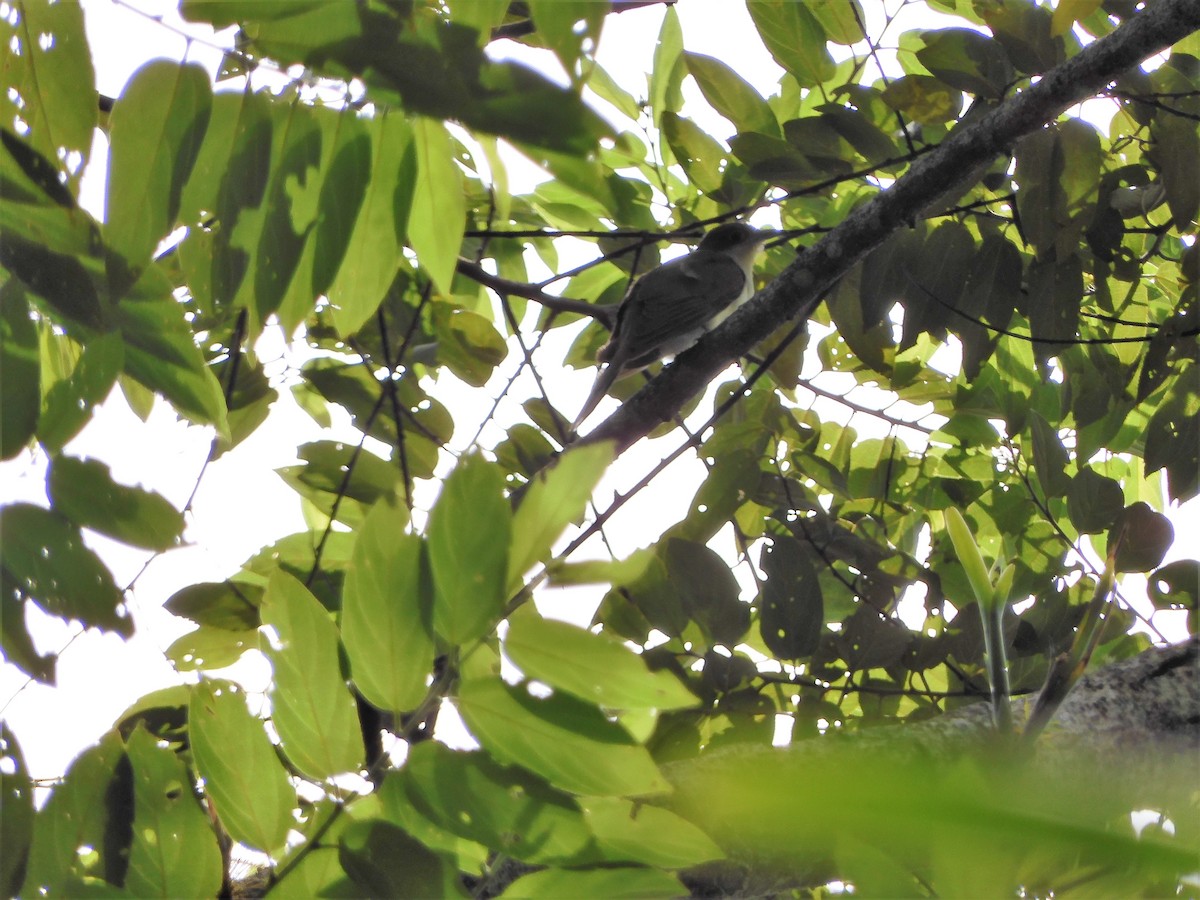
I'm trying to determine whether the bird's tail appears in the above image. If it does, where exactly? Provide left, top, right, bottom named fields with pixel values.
left=570, top=363, right=621, bottom=434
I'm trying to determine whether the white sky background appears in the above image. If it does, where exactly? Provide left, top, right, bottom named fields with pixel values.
left=1, top=0, right=1194, bottom=783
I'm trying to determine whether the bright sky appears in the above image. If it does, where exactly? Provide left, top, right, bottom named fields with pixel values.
left=2, top=0, right=1192, bottom=785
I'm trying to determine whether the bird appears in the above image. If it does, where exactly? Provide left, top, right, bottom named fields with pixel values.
left=571, top=221, right=771, bottom=432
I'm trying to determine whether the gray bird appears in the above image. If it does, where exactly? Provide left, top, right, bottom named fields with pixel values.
left=571, top=222, right=771, bottom=431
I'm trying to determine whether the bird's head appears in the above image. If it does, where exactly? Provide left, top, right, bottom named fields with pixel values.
left=697, top=221, right=773, bottom=268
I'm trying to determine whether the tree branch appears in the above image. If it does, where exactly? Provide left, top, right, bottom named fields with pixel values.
left=456, top=258, right=616, bottom=330
left=583, top=0, right=1200, bottom=454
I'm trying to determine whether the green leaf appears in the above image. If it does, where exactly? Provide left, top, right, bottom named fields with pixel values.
left=115, top=297, right=228, bottom=428
left=685, top=53, right=779, bottom=138
left=1, top=0, right=96, bottom=193
left=21, top=733, right=132, bottom=894
left=661, top=113, right=726, bottom=194
left=48, top=456, right=184, bottom=552
left=944, top=507, right=994, bottom=609
left=505, top=611, right=697, bottom=712
left=457, top=677, right=669, bottom=797
left=529, top=1, right=608, bottom=74
left=431, top=304, right=508, bottom=387
left=339, top=819, right=454, bottom=898
left=260, top=571, right=363, bottom=780
left=328, top=114, right=414, bottom=336
left=0, top=282, right=40, bottom=459
left=648, top=6, right=685, bottom=129
left=105, top=61, right=212, bottom=295
left=916, top=29, right=1014, bottom=99
left=587, top=62, right=642, bottom=121
left=166, top=625, right=256, bottom=672
left=1, top=724, right=33, bottom=897
left=880, top=75, right=962, bottom=125
left=188, top=679, right=295, bottom=852
left=382, top=742, right=592, bottom=865
left=1051, top=0, right=1103, bottom=37
left=428, top=454, right=511, bottom=644
left=342, top=501, right=436, bottom=713
left=808, top=0, right=867, bottom=45
left=502, top=866, right=684, bottom=899
left=508, top=441, right=614, bottom=590
left=583, top=796, right=724, bottom=868
left=37, top=331, right=123, bottom=453
left=668, top=447, right=761, bottom=544
left=0, top=503, right=128, bottom=635
left=122, top=726, right=222, bottom=897
left=1066, top=468, right=1124, bottom=534
left=746, top=1, right=837, bottom=88
left=663, top=538, right=749, bottom=645
left=1109, top=502, right=1174, bottom=574
left=180, top=0, right=328, bottom=29
left=759, top=537, right=823, bottom=659
left=164, top=581, right=263, bottom=630
left=410, top=118, right=465, bottom=295
left=448, top=0, right=510, bottom=40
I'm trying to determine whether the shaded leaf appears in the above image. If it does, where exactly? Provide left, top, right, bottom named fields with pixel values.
left=1148, top=560, right=1199, bottom=612
left=21, top=732, right=129, bottom=895
left=664, top=538, right=749, bottom=645
left=1066, top=468, right=1123, bottom=534
left=0, top=282, right=40, bottom=459
left=105, top=61, right=212, bottom=295
left=1109, top=502, right=1174, bottom=574
left=381, top=742, right=592, bottom=865
left=759, top=537, right=824, bottom=659
left=1028, top=411, right=1070, bottom=499
left=1, top=724, right=33, bottom=897
left=0, top=503, right=128, bottom=635
left=122, top=726, right=222, bottom=897
left=48, top=456, right=184, bottom=552
left=164, top=581, right=263, bottom=631
left=339, top=819, right=453, bottom=897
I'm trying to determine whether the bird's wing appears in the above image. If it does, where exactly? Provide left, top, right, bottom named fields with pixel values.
left=618, top=252, right=748, bottom=365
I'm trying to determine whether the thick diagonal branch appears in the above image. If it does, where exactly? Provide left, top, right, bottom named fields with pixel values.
left=584, top=0, right=1200, bottom=453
